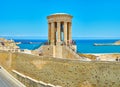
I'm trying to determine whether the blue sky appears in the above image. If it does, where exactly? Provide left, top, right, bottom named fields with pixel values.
left=0, top=0, right=120, bottom=39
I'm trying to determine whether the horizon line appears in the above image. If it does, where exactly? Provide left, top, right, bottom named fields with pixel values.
left=0, top=35, right=120, bottom=38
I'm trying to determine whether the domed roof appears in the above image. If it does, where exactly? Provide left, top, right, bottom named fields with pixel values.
left=52, top=13, right=69, bottom=15
left=47, top=13, right=73, bottom=19
left=49, top=13, right=72, bottom=16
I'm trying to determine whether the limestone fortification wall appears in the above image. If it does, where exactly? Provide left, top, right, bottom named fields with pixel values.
left=12, top=70, right=61, bottom=87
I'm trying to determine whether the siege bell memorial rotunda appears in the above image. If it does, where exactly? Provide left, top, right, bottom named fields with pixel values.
left=47, top=13, right=72, bottom=46
left=38, top=13, right=89, bottom=60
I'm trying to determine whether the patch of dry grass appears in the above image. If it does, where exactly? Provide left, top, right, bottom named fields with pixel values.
left=31, top=60, right=48, bottom=69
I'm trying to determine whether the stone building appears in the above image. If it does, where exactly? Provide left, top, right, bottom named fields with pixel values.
left=0, top=38, right=20, bottom=52
left=38, top=13, right=90, bottom=60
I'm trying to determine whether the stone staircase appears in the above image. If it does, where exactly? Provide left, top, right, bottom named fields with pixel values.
left=37, top=45, right=91, bottom=61
left=64, top=46, right=91, bottom=61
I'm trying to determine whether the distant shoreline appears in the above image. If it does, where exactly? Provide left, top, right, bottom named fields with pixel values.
left=14, top=39, right=120, bottom=53
left=83, top=53, right=120, bottom=55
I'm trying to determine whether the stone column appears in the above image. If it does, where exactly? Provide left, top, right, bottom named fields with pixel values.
left=64, top=22, right=67, bottom=45
left=69, top=22, right=72, bottom=44
left=57, top=22, right=61, bottom=45
left=48, top=23, right=51, bottom=44
left=51, top=22, right=55, bottom=45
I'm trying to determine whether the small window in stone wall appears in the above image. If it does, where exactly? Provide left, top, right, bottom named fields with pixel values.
left=48, top=48, right=49, bottom=50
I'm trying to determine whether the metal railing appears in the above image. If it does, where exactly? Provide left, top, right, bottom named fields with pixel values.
left=43, top=40, right=76, bottom=46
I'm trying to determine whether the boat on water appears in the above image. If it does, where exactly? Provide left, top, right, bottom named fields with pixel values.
left=16, top=42, right=21, bottom=45
left=29, top=42, right=42, bottom=44
left=29, top=42, right=33, bottom=44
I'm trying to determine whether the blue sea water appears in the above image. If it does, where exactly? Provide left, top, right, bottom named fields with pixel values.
left=15, top=39, right=46, bottom=50
left=76, top=39, right=120, bottom=53
left=14, top=39, right=120, bottom=53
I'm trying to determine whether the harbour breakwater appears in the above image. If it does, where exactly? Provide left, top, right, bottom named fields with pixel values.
left=94, top=43, right=120, bottom=46
left=94, top=40, right=120, bottom=46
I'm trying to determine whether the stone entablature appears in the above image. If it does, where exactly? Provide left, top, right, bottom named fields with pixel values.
left=47, top=15, right=72, bottom=23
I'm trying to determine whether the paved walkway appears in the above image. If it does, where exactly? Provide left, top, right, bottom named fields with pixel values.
left=0, top=67, right=25, bottom=87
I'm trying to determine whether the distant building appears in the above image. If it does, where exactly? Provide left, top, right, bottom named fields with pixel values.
left=0, top=38, right=20, bottom=52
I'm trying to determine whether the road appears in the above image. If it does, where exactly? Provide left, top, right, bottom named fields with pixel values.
left=0, top=67, right=25, bottom=87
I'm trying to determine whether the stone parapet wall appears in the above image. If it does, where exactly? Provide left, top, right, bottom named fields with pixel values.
left=54, top=46, right=62, bottom=58
left=12, top=70, right=61, bottom=87
left=39, top=45, right=90, bottom=61
left=70, top=45, right=77, bottom=52
left=40, top=45, right=78, bottom=59
left=40, top=45, right=54, bottom=57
